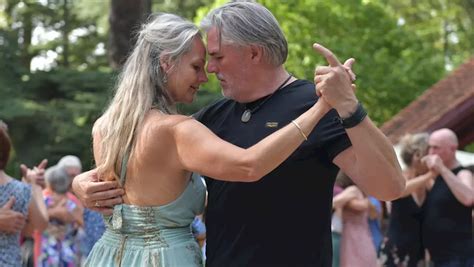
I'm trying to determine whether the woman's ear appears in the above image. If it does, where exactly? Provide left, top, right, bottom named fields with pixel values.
left=414, top=151, right=421, bottom=159
left=412, top=151, right=422, bottom=164
left=160, top=56, right=172, bottom=73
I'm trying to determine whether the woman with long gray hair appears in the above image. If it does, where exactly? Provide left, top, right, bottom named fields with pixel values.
left=85, top=12, right=329, bottom=266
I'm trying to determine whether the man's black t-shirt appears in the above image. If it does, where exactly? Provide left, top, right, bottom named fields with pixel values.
left=194, top=80, right=351, bottom=266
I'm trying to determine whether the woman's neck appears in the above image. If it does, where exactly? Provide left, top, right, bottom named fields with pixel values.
left=0, top=170, right=12, bottom=185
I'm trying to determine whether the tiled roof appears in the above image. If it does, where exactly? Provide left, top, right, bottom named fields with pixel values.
left=381, top=58, right=474, bottom=147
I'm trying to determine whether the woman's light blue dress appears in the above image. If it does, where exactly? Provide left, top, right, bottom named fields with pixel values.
left=85, top=160, right=206, bottom=267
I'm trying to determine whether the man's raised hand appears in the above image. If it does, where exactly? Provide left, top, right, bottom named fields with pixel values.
left=312, top=43, right=358, bottom=117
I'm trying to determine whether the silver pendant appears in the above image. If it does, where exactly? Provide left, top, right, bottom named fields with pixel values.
left=241, top=109, right=252, bottom=123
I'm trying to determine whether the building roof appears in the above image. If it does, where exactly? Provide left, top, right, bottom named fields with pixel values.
left=381, top=58, right=474, bottom=148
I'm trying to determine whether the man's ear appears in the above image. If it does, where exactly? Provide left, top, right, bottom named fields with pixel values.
left=249, top=44, right=263, bottom=63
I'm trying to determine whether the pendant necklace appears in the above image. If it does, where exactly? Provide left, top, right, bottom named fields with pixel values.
left=241, top=74, right=293, bottom=123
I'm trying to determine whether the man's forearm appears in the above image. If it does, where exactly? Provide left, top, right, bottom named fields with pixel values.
left=347, top=117, right=405, bottom=200
left=439, top=167, right=473, bottom=206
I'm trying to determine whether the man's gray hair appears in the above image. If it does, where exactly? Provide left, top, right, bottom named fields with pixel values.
left=201, top=1, right=288, bottom=66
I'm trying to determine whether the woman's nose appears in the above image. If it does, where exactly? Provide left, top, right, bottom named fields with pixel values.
left=200, top=71, right=208, bottom=83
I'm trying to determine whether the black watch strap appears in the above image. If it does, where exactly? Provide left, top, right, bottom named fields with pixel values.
left=338, top=102, right=367, bottom=128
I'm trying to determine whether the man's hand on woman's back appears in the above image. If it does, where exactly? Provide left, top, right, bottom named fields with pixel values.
left=71, top=169, right=124, bottom=216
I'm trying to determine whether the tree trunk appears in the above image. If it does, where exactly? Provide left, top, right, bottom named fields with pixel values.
left=63, top=0, right=70, bottom=67
left=19, top=1, right=33, bottom=70
left=108, top=0, right=151, bottom=69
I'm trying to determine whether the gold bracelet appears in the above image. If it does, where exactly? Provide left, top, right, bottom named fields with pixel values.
left=291, top=120, right=308, bottom=141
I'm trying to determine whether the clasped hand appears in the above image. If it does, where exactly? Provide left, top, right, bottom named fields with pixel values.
left=0, top=197, right=26, bottom=234
left=421, top=154, right=444, bottom=173
left=313, top=43, right=358, bottom=118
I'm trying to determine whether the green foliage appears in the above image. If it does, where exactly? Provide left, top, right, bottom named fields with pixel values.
left=386, top=0, right=474, bottom=69
left=464, top=143, right=474, bottom=153
left=152, top=0, right=214, bottom=20
left=2, top=0, right=108, bottom=71
left=1, top=68, right=114, bottom=176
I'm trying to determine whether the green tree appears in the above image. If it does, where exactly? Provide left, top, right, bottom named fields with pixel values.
left=0, top=0, right=112, bottom=173
left=386, top=0, right=474, bottom=69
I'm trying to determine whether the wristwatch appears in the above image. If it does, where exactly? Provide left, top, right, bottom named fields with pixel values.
left=338, top=102, right=367, bottom=129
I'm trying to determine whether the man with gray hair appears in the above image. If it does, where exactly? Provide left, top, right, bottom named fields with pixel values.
left=421, top=128, right=473, bottom=267
left=72, top=2, right=404, bottom=266
left=195, top=3, right=402, bottom=265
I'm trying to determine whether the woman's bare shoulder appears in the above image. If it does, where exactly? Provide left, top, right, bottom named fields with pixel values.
left=145, top=111, right=195, bottom=132
left=138, top=112, right=201, bottom=147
